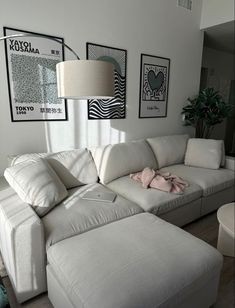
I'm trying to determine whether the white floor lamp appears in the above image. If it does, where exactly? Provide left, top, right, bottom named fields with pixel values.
left=0, top=33, right=115, bottom=100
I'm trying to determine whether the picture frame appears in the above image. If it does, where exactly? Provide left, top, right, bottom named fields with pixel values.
left=86, top=42, right=127, bottom=120
left=4, top=27, right=68, bottom=122
left=139, top=53, right=170, bottom=118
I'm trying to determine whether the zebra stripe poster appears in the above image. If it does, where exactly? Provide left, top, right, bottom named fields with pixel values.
left=86, top=43, right=127, bottom=119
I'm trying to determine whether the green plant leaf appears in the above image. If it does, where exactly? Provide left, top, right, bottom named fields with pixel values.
left=181, top=87, right=233, bottom=138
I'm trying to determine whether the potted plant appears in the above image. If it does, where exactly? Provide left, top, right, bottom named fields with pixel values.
left=182, top=87, right=232, bottom=138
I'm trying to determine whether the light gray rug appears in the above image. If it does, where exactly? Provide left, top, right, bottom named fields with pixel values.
left=0, top=252, right=7, bottom=277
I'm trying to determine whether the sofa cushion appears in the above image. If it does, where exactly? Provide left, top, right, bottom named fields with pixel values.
left=42, top=183, right=143, bottom=249
left=47, top=213, right=222, bottom=308
left=4, top=159, right=68, bottom=217
left=8, top=152, right=46, bottom=166
left=9, top=149, right=98, bottom=189
left=107, top=175, right=202, bottom=215
left=161, top=164, right=235, bottom=197
left=92, top=140, right=157, bottom=184
left=147, top=134, right=189, bottom=168
left=185, top=138, right=224, bottom=169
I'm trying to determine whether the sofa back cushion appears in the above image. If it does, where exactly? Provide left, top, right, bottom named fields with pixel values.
left=92, top=140, right=157, bottom=184
left=184, top=138, right=224, bottom=169
left=9, top=149, right=98, bottom=189
left=4, top=158, right=68, bottom=217
left=147, top=134, right=189, bottom=168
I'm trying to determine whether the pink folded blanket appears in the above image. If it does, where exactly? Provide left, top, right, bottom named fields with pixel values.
left=130, top=167, right=189, bottom=194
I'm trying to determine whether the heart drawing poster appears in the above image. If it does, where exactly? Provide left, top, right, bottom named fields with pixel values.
left=139, top=54, right=170, bottom=118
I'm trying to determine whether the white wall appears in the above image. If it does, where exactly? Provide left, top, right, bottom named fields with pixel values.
left=201, top=46, right=234, bottom=140
left=201, top=0, right=235, bottom=29
left=0, top=0, right=203, bottom=174
left=202, top=47, right=234, bottom=84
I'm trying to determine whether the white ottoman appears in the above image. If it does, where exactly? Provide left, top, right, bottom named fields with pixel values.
left=47, top=213, right=222, bottom=308
left=217, top=202, right=235, bottom=257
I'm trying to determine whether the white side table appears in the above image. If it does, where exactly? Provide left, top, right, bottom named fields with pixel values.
left=217, top=202, right=235, bottom=257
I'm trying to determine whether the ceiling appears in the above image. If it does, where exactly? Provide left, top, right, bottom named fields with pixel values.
left=204, top=21, right=235, bottom=54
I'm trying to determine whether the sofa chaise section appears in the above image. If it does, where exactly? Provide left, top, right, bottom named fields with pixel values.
left=47, top=213, right=223, bottom=308
left=0, top=183, right=143, bottom=303
left=0, top=148, right=144, bottom=303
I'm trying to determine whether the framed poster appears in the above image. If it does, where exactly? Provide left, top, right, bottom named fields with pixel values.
left=139, top=53, right=170, bottom=118
left=86, top=42, right=127, bottom=119
left=4, top=27, right=67, bottom=121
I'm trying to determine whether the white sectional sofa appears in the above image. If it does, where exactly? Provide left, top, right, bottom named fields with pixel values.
left=0, top=134, right=234, bottom=307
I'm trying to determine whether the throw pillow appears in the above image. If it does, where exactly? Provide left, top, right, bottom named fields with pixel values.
left=47, top=149, right=98, bottom=188
left=93, top=140, right=157, bottom=184
left=147, top=134, right=189, bottom=168
left=184, top=138, right=224, bottom=170
left=4, top=158, right=68, bottom=217
left=8, top=149, right=98, bottom=189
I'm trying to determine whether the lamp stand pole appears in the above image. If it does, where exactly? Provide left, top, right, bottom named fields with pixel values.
left=0, top=33, right=80, bottom=59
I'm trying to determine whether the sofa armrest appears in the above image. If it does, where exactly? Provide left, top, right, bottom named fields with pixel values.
left=225, top=156, right=235, bottom=171
left=0, top=187, right=46, bottom=303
